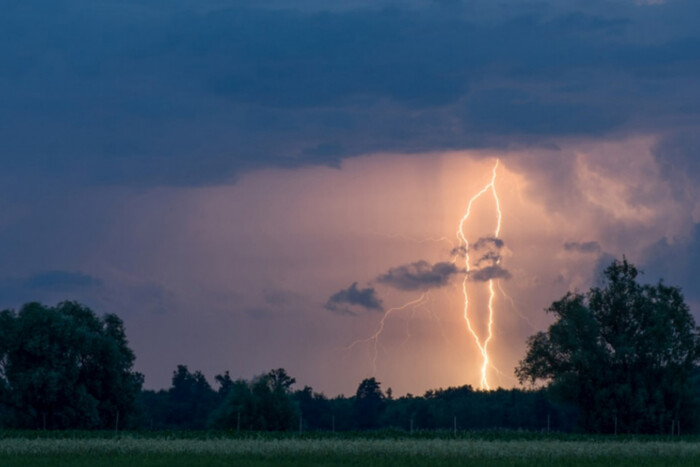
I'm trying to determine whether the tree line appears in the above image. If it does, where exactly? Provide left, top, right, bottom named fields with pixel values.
left=136, top=366, right=578, bottom=432
left=0, top=259, right=698, bottom=433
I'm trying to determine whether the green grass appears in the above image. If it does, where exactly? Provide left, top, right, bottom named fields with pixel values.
left=1, top=428, right=699, bottom=441
left=1, top=433, right=699, bottom=466
left=2, top=453, right=700, bottom=467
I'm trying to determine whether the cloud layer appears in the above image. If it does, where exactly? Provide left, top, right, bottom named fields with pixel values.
left=376, top=260, right=460, bottom=291
left=324, top=282, right=384, bottom=315
left=0, top=271, right=102, bottom=306
left=2, top=1, right=700, bottom=186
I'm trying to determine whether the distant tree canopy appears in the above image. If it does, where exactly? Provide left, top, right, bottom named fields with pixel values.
left=208, top=368, right=298, bottom=431
left=0, top=302, right=143, bottom=429
left=516, top=258, right=700, bottom=434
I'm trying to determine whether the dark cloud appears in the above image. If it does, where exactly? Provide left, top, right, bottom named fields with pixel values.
left=472, top=237, right=505, bottom=251
left=22, top=270, right=102, bottom=290
left=476, top=251, right=502, bottom=267
left=472, top=236, right=506, bottom=268
left=0, top=270, right=102, bottom=307
left=465, top=88, right=624, bottom=136
left=324, top=282, right=384, bottom=315
left=1, top=1, right=700, bottom=186
left=455, top=236, right=511, bottom=282
left=450, top=245, right=467, bottom=258
left=468, top=265, right=512, bottom=282
left=452, top=237, right=505, bottom=259
left=376, top=260, right=460, bottom=291
left=563, top=241, right=602, bottom=254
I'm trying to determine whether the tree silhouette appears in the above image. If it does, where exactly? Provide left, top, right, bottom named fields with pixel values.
left=0, top=302, right=142, bottom=429
left=167, top=365, right=217, bottom=429
left=355, top=377, right=385, bottom=429
left=516, top=258, right=700, bottom=433
left=208, top=368, right=298, bottom=431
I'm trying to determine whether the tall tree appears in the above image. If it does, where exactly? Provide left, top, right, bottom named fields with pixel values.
left=516, top=259, right=700, bottom=433
left=0, top=302, right=142, bottom=429
left=355, top=377, right=385, bottom=429
left=166, top=365, right=217, bottom=429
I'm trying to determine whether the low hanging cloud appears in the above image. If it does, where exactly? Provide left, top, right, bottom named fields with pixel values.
left=471, top=236, right=508, bottom=268
left=0, top=270, right=103, bottom=308
left=376, top=260, right=460, bottom=291
left=467, top=236, right=511, bottom=282
left=324, top=282, right=384, bottom=315
left=468, top=265, right=512, bottom=282
left=22, top=270, right=103, bottom=290
left=451, top=237, right=505, bottom=259
left=476, top=251, right=502, bottom=267
left=472, top=237, right=505, bottom=251
left=563, top=241, right=602, bottom=254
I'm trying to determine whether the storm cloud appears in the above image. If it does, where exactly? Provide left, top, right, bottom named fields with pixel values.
left=376, top=261, right=460, bottom=291
left=324, top=282, right=384, bottom=315
left=468, top=265, right=512, bottom=282
left=2, top=1, right=700, bottom=186
left=461, top=236, right=511, bottom=282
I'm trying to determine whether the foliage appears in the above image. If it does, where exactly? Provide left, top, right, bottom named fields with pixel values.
left=516, top=258, right=700, bottom=433
left=208, top=368, right=298, bottom=431
left=138, top=364, right=578, bottom=433
left=355, top=377, right=385, bottom=429
left=381, top=386, right=577, bottom=432
left=0, top=302, right=142, bottom=429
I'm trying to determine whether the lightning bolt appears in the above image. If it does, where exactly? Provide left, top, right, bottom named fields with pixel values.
left=456, top=159, right=503, bottom=390
left=345, top=159, right=507, bottom=388
left=346, top=293, right=428, bottom=375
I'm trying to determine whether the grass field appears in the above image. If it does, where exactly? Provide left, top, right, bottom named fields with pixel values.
left=1, top=433, right=699, bottom=466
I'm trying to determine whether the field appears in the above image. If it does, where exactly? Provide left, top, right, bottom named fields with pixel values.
left=1, top=432, right=699, bottom=466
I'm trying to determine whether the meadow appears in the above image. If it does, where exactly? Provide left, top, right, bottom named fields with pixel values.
left=1, top=432, right=699, bottom=466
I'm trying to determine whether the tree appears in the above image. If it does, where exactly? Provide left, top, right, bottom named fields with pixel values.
left=208, top=368, right=298, bottom=431
left=293, top=386, right=333, bottom=430
left=256, top=368, right=298, bottom=431
left=516, top=258, right=700, bottom=433
left=215, top=371, right=234, bottom=399
left=267, top=368, right=296, bottom=393
left=166, top=365, right=218, bottom=429
left=355, top=377, right=385, bottom=429
left=0, top=301, right=142, bottom=429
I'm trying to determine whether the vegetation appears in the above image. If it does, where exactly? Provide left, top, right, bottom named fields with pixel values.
left=1, top=434, right=700, bottom=466
left=135, top=370, right=577, bottom=432
left=209, top=368, right=298, bottom=431
left=516, top=259, right=700, bottom=434
left=0, top=302, right=142, bottom=429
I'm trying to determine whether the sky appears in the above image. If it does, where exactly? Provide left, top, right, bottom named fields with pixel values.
left=1, top=0, right=699, bottom=396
